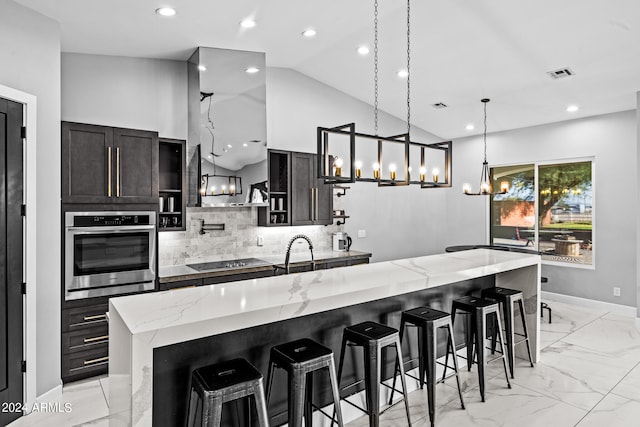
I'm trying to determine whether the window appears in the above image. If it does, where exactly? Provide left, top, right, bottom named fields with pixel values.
left=490, top=160, right=593, bottom=266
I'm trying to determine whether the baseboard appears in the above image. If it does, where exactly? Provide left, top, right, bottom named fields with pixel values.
left=541, top=291, right=636, bottom=318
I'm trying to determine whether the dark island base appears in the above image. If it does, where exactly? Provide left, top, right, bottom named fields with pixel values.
left=153, top=276, right=494, bottom=426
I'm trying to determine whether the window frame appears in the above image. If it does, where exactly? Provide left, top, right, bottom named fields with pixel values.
left=489, top=157, right=595, bottom=269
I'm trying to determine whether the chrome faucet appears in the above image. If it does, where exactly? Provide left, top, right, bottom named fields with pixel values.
left=284, top=234, right=315, bottom=274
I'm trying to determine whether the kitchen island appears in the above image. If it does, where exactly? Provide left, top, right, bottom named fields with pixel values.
left=108, top=249, right=540, bottom=426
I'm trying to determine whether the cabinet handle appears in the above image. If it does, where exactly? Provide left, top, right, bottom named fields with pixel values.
left=83, top=356, right=108, bottom=366
left=83, top=314, right=107, bottom=322
left=315, top=187, right=319, bottom=221
left=310, top=188, right=314, bottom=220
left=116, top=146, right=121, bottom=197
left=107, top=147, right=112, bottom=197
left=83, top=335, right=108, bottom=344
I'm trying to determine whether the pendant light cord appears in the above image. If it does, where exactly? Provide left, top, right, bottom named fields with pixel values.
left=483, top=100, right=488, bottom=163
left=373, top=0, right=379, bottom=136
left=406, top=0, right=411, bottom=138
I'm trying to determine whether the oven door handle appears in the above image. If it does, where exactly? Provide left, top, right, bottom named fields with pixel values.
left=66, top=225, right=156, bottom=233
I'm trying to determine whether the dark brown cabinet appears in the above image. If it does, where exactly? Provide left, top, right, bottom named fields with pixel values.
left=61, top=300, right=109, bottom=383
left=291, top=152, right=332, bottom=225
left=158, top=138, right=186, bottom=231
left=62, top=121, right=158, bottom=204
left=259, top=150, right=332, bottom=227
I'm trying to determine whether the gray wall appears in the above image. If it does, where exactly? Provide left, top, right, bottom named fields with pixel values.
left=61, top=53, right=187, bottom=139
left=0, top=0, right=61, bottom=395
left=637, top=92, right=640, bottom=318
left=266, top=67, right=450, bottom=262
left=447, top=110, right=637, bottom=307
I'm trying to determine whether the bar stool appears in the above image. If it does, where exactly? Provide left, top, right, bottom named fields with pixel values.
left=186, top=357, right=270, bottom=427
left=337, top=321, right=411, bottom=427
left=388, top=307, right=465, bottom=427
left=540, top=277, right=552, bottom=323
left=265, top=338, right=344, bottom=427
left=443, top=296, right=511, bottom=402
left=481, top=287, right=534, bottom=379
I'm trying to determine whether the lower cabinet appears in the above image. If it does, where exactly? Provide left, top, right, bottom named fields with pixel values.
left=61, top=301, right=109, bottom=383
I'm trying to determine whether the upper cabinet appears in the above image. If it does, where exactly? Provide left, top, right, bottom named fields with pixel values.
left=186, top=47, right=268, bottom=207
left=258, top=150, right=332, bottom=227
left=62, top=121, right=158, bottom=204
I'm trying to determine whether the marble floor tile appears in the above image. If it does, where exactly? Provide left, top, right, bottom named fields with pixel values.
left=434, top=378, right=586, bottom=427
left=8, top=379, right=108, bottom=427
left=98, top=376, right=109, bottom=407
left=576, top=393, right=640, bottom=427
left=512, top=339, right=639, bottom=411
left=609, top=362, right=640, bottom=401
left=560, top=313, right=640, bottom=359
left=539, top=300, right=607, bottom=335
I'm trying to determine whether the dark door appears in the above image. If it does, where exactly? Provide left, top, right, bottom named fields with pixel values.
left=61, top=122, right=113, bottom=204
left=114, top=127, right=158, bottom=203
left=291, top=152, right=314, bottom=225
left=0, top=97, right=24, bottom=425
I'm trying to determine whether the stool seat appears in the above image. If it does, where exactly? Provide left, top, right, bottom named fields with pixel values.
left=193, top=358, right=263, bottom=391
left=451, top=296, right=497, bottom=310
left=271, top=338, right=333, bottom=366
left=345, top=321, right=397, bottom=341
left=402, top=307, right=450, bottom=325
left=481, top=287, right=522, bottom=301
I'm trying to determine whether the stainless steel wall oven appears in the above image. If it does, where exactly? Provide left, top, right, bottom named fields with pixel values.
left=64, top=211, right=156, bottom=300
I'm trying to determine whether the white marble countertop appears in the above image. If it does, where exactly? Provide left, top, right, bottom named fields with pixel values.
left=113, top=249, right=538, bottom=338
left=109, top=248, right=540, bottom=426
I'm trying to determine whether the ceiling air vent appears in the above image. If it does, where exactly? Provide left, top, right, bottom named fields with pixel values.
left=431, top=102, right=448, bottom=109
left=547, top=67, right=575, bottom=79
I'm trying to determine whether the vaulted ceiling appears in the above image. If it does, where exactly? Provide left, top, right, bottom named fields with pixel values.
left=15, top=0, right=640, bottom=139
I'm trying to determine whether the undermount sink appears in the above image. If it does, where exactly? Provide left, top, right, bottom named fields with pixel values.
left=187, top=257, right=270, bottom=271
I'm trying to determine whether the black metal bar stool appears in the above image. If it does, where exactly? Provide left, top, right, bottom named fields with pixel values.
left=186, top=357, right=270, bottom=427
left=265, top=338, right=344, bottom=427
left=336, top=321, right=412, bottom=427
left=443, top=296, right=511, bottom=402
left=540, top=277, right=552, bottom=323
left=481, top=287, right=534, bottom=379
left=388, top=307, right=465, bottom=427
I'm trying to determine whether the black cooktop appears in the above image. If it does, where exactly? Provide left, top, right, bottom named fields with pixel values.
left=187, top=257, right=271, bottom=271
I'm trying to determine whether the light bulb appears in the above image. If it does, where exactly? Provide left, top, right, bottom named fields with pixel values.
left=463, top=183, right=472, bottom=194
left=389, top=164, right=397, bottom=180
left=419, top=166, right=427, bottom=182
left=372, top=162, right=380, bottom=179
left=500, top=181, right=509, bottom=193
left=432, top=168, right=439, bottom=183
left=355, top=160, right=362, bottom=178
left=334, top=157, right=344, bottom=168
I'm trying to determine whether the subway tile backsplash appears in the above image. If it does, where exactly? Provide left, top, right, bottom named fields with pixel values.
left=158, top=207, right=341, bottom=267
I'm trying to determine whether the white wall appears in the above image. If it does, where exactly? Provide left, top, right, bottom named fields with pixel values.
left=0, top=0, right=61, bottom=396
left=61, top=53, right=187, bottom=139
left=267, top=67, right=451, bottom=261
left=447, top=110, right=637, bottom=307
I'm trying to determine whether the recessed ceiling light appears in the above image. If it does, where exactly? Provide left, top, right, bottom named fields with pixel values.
left=245, top=67, right=260, bottom=74
left=240, top=19, right=256, bottom=28
left=197, top=64, right=206, bottom=71
left=302, top=29, right=317, bottom=37
left=397, top=69, right=409, bottom=78
left=566, top=105, right=579, bottom=112
left=155, top=7, right=176, bottom=17
left=243, top=143, right=248, bottom=147
left=357, top=46, right=370, bottom=55
left=465, top=124, right=475, bottom=131
left=227, top=144, right=232, bottom=148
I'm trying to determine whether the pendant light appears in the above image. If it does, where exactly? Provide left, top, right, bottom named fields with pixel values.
left=463, top=99, right=508, bottom=195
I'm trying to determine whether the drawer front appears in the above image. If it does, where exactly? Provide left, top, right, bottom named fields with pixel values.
left=63, top=303, right=109, bottom=331
left=158, top=278, right=203, bottom=291
left=347, top=258, right=369, bottom=267
left=202, top=270, right=274, bottom=285
left=62, top=324, right=109, bottom=354
left=62, top=345, right=108, bottom=383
